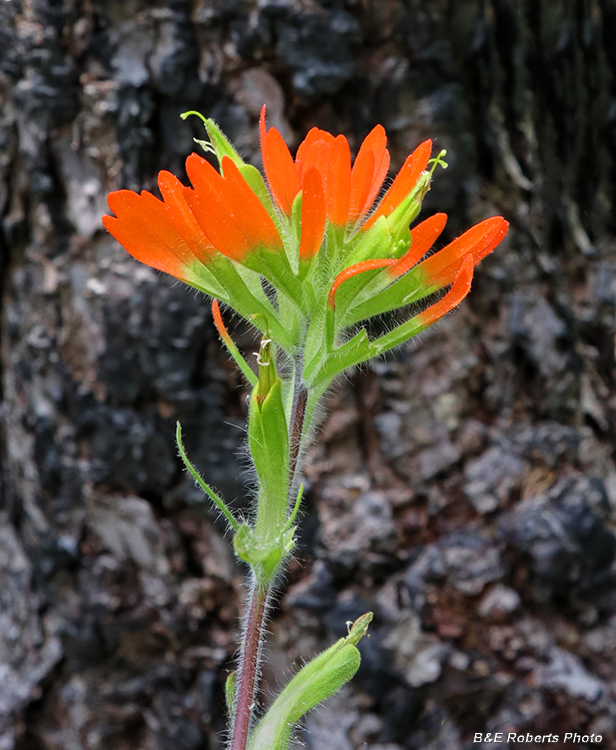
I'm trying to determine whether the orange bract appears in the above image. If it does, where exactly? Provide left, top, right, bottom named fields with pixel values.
left=418, top=254, right=474, bottom=328
left=157, top=171, right=217, bottom=262
left=260, top=107, right=416, bottom=231
left=362, top=139, right=433, bottom=230
left=299, top=167, right=326, bottom=261
left=295, top=127, right=335, bottom=174
left=418, top=216, right=509, bottom=287
left=328, top=258, right=395, bottom=308
left=185, top=153, right=283, bottom=262
left=103, top=105, right=508, bottom=353
left=260, top=108, right=301, bottom=215
left=103, top=188, right=212, bottom=282
left=105, top=110, right=441, bottom=281
left=388, top=213, right=448, bottom=278
left=349, top=125, right=390, bottom=220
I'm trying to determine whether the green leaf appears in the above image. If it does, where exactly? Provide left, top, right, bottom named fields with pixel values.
left=214, top=260, right=292, bottom=351
left=176, top=422, right=240, bottom=531
left=247, top=613, right=373, bottom=750
left=185, top=263, right=230, bottom=301
left=327, top=219, right=397, bottom=325
left=257, top=249, right=307, bottom=317
left=339, top=215, right=393, bottom=271
left=330, top=237, right=407, bottom=323
left=367, top=312, right=427, bottom=357
left=342, top=267, right=438, bottom=328
left=283, top=484, right=304, bottom=533
left=305, top=329, right=371, bottom=387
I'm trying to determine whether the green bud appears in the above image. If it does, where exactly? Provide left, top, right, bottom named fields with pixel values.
left=256, top=336, right=276, bottom=404
left=248, top=613, right=373, bottom=750
left=180, top=111, right=245, bottom=169
left=225, top=671, right=236, bottom=717
left=205, top=118, right=246, bottom=169
left=248, top=338, right=290, bottom=548
left=385, top=171, right=431, bottom=246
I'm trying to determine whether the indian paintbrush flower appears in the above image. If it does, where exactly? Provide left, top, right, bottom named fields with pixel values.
left=103, top=106, right=509, bottom=750
left=103, top=106, right=508, bottom=395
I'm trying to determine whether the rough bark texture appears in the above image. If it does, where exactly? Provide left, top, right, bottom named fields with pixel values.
left=2, top=1, right=616, bottom=749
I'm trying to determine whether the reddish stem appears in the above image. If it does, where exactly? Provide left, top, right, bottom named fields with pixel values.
left=289, top=385, right=308, bottom=481
left=230, top=582, right=268, bottom=750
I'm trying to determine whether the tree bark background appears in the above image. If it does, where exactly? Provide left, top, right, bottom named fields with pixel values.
left=1, top=1, right=616, bottom=748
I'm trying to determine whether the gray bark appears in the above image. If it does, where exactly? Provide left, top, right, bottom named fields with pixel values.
left=1, top=1, right=616, bottom=748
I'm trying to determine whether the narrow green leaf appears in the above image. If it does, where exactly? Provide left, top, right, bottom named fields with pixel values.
left=367, top=313, right=426, bottom=357
left=176, top=422, right=240, bottom=531
left=212, top=303, right=258, bottom=387
left=283, top=484, right=304, bottom=533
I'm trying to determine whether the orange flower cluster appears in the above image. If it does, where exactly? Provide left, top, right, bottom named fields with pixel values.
left=103, top=106, right=508, bottom=384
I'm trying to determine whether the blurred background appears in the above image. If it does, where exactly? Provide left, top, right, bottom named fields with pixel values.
left=1, top=1, right=616, bottom=748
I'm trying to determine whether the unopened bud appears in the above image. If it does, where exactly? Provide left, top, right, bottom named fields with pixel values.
left=255, top=336, right=275, bottom=404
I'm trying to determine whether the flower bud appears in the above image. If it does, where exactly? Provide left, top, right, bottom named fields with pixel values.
left=248, top=336, right=290, bottom=551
